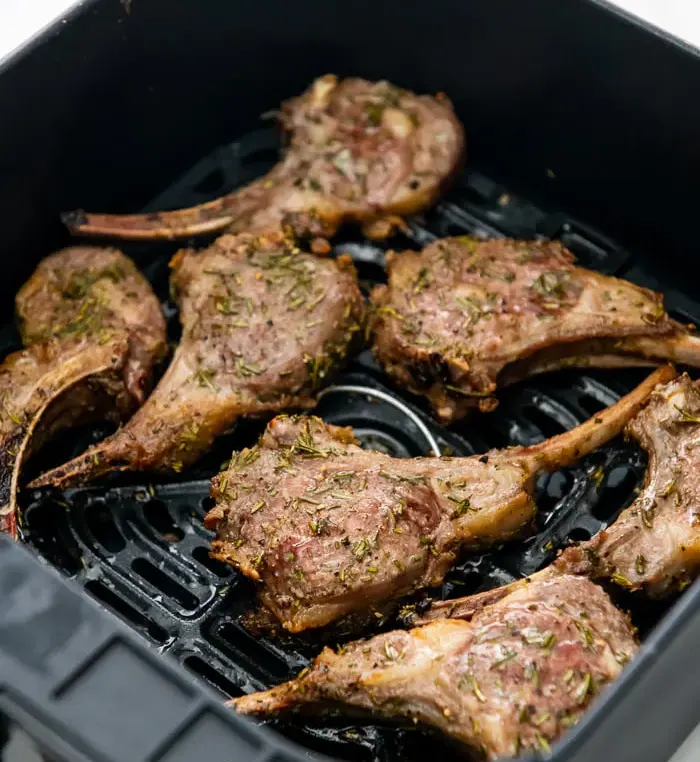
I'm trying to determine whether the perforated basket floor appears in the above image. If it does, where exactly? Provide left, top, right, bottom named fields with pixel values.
left=19, top=125, right=700, bottom=762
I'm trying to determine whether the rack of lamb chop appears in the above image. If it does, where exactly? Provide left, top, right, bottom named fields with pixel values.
left=415, top=373, right=700, bottom=625
left=30, top=231, right=364, bottom=490
left=0, top=246, right=166, bottom=538
left=203, top=365, right=672, bottom=633
left=62, top=76, right=465, bottom=242
left=233, top=573, right=638, bottom=760
left=371, top=236, right=700, bottom=422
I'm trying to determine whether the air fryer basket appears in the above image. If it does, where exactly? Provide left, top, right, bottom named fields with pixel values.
left=10, top=121, right=700, bottom=762
left=2, top=1, right=700, bottom=762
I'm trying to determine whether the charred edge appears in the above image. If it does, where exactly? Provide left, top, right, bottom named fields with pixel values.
left=404, top=352, right=453, bottom=390
left=27, top=446, right=119, bottom=490
left=281, top=210, right=338, bottom=241
left=0, top=427, right=24, bottom=508
left=0, top=426, right=27, bottom=539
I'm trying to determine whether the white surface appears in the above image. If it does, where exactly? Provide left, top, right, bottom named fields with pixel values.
left=0, top=0, right=699, bottom=59
left=614, top=0, right=700, bottom=48
left=0, top=1, right=699, bottom=761
left=672, top=723, right=700, bottom=762
left=0, top=0, right=700, bottom=61
left=0, top=0, right=76, bottom=62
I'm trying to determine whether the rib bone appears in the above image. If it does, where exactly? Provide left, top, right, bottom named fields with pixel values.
left=62, top=77, right=465, bottom=241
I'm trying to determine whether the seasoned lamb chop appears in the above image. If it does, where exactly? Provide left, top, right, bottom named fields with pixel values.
left=233, top=574, right=638, bottom=760
left=564, top=372, right=700, bottom=594
left=17, top=246, right=167, bottom=405
left=204, top=366, right=672, bottom=633
left=30, top=232, right=364, bottom=489
left=0, top=246, right=166, bottom=537
left=63, top=76, right=465, bottom=242
left=417, top=373, right=700, bottom=624
left=371, top=237, right=700, bottom=422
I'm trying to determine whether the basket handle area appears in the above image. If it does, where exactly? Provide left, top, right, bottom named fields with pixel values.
left=0, top=535, right=299, bottom=762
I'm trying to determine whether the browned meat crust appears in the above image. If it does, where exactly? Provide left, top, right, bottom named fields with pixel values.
left=62, top=76, right=465, bottom=241
left=371, top=237, right=700, bottom=422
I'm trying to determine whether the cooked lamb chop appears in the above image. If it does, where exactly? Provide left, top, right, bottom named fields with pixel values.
left=0, top=246, right=166, bottom=537
left=416, top=373, right=700, bottom=625
left=371, top=237, right=700, bottom=422
left=564, top=372, right=700, bottom=594
left=17, top=246, right=167, bottom=405
left=204, top=366, right=672, bottom=633
left=233, top=573, right=638, bottom=760
left=63, top=76, right=465, bottom=242
left=30, top=232, right=364, bottom=489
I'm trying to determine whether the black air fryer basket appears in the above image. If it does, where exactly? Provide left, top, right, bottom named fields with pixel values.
left=1, top=1, right=700, bottom=761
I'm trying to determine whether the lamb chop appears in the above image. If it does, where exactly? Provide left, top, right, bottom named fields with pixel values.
left=416, top=373, right=700, bottom=625
left=63, top=76, right=465, bottom=242
left=371, top=236, right=700, bottom=422
left=0, top=246, right=167, bottom=537
left=233, top=573, right=638, bottom=760
left=17, top=246, right=167, bottom=405
left=30, top=232, right=364, bottom=489
left=204, top=365, right=672, bottom=633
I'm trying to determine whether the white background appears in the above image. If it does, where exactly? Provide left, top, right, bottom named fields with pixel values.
left=1, top=0, right=700, bottom=61
left=0, top=0, right=698, bottom=760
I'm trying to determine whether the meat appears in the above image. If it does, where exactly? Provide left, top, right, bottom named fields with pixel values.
left=204, top=365, right=672, bottom=633
left=0, top=246, right=166, bottom=537
left=561, top=372, right=700, bottom=595
left=62, top=76, right=465, bottom=242
left=30, top=232, right=364, bottom=489
left=17, top=246, right=167, bottom=405
left=371, top=237, right=700, bottom=422
left=416, top=373, right=700, bottom=624
left=233, top=574, right=638, bottom=760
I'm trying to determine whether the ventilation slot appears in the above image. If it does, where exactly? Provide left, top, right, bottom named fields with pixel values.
left=192, top=545, right=233, bottom=578
left=183, top=655, right=243, bottom=698
left=207, top=621, right=290, bottom=682
left=85, top=580, right=169, bottom=644
left=131, top=558, right=199, bottom=611
left=198, top=497, right=216, bottom=520
left=143, top=500, right=185, bottom=543
left=536, top=471, right=575, bottom=517
left=441, top=556, right=495, bottom=599
left=24, top=500, right=83, bottom=575
left=84, top=506, right=126, bottom=553
left=592, top=466, right=641, bottom=522
left=576, top=392, right=608, bottom=418
left=567, top=527, right=593, bottom=543
left=517, top=406, right=565, bottom=440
